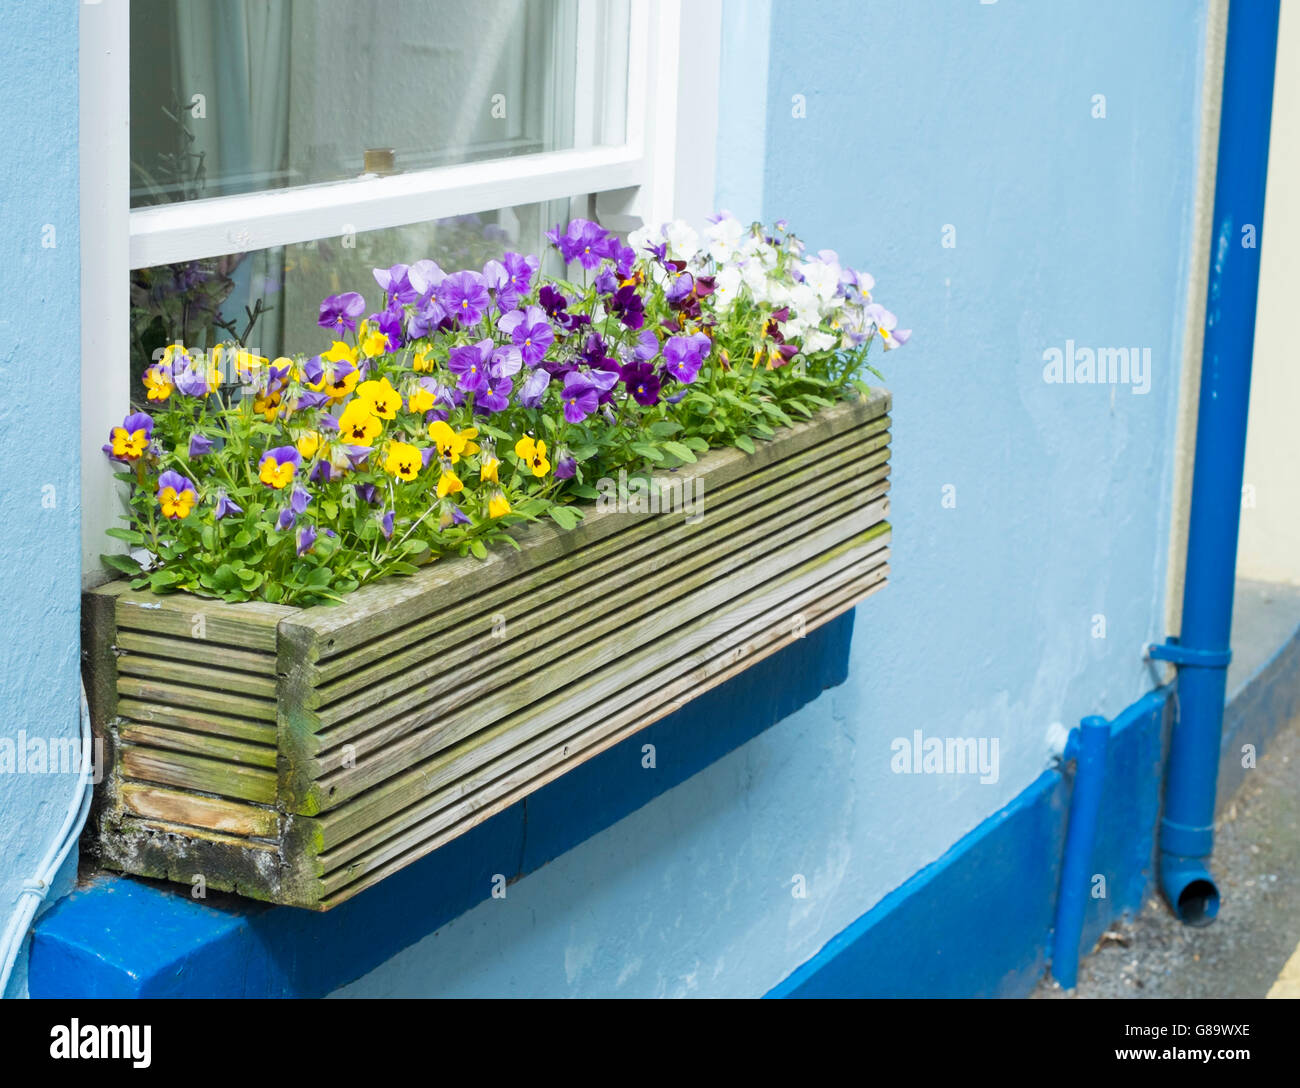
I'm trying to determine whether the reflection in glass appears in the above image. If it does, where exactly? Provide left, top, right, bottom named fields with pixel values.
left=129, top=0, right=628, bottom=207
left=128, top=201, right=573, bottom=402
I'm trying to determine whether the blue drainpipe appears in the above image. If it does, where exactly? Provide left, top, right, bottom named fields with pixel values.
left=1148, top=0, right=1280, bottom=926
left=1051, top=716, right=1111, bottom=990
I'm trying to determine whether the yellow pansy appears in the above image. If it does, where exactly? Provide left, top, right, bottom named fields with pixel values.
left=296, top=431, right=323, bottom=459
left=356, top=378, right=401, bottom=420
left=359, top=322, right=389, bottom=358
left=253, top=389, right=288, bottom=421
left=158, top=482, right=197, bottom=519
left=407, top=386, right=435, bottom=414
left=428, top=420, right=479, bottom=463
left=258, top=456, right=296, bottom=490
left=158, top=343, right=186, bottom=368
left=437, top=468, right=464, bottom=498
left=383, top=440, right=423, bottom=482
left=234, top=349, right=270, bottom=384
left=480, top=454, right=500, bottom=484
left=338, top=400, right=382, bottom=447
left=413, top=349, right=434, bottom=373
left=487, top=490, right=511, bottom=519
left=312, top=342, right=360, bottom=400
left=110, top=425, right=149, bottom=461
left=514, top=436, right=550, bottom=477
left=143, top=364, right=173, bottom=402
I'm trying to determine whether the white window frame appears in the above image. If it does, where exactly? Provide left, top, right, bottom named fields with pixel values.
left=79, top=0, right=721, bottom=582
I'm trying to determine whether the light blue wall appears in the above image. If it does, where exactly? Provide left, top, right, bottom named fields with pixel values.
left=336, top=0, right=1210, bottom=996
left=0, top=1, right=82, bottom=997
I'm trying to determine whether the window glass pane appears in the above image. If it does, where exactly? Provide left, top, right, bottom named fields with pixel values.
left=128, top=199, right=572, bottom=397
left=130, top=0, right=630, bottom=207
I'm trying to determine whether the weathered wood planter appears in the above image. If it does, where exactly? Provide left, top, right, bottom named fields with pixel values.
left=83, top=391, right=892, bottom=909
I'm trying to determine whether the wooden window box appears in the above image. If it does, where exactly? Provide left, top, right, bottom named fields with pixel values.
left=82, top=391, right=891, bottom=909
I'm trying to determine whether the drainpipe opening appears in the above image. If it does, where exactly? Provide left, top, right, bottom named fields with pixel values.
left=1175, top=879, right=1220, bottom=927
left=1161, top=857, right=1221, bottom=927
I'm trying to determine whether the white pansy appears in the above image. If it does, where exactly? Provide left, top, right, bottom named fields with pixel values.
left=789, top=282, right=822, bottom=321
left=706, top=214, right=746, bottom=263
left=627, top=223, right=662, bottom=256
left=802, top=329, right=837, bottom=353
left=800, top=259, right=842, bottom=303
left=714, top=266, right=743, bottom=310
left=663, top=219, right=700, bottom=262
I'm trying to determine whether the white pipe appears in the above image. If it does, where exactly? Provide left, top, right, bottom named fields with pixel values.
left=0, top=681, right=95, bottom=996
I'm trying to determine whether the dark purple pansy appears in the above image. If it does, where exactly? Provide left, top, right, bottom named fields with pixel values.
left=621, top=361, right=661, bottom=406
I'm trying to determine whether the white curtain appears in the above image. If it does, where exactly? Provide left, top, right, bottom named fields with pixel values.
left=173, top=0, right=291, bottom=352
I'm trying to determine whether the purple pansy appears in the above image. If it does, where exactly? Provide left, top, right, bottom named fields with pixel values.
left=214, top=492, right=243, bottom=520
left=553, top=447, right=577, bottom=480
left=318, top=292, right=366, bottom=334
left=518, top=367, right=551, bottom=409
left=188, top=433, right=214, bottom=458
left=662, top=332, right=711, bottom=384
left=497, top=304, right=554, bottom=366
left=475, top=375, right=513, bottom=414
left=560, top=372, right=599, bottom=423
left=438, top=270, right=490, bottom=327
left=621, top=361, right=661, bottom=406
left=609, top=284, right=645, bottom=330
left=484, top=252, right=539, bottom=312
left=547, top=218, right=615, bottom=270
left=296, top=526, right=318, bottom=556
left=448, top=340, right=494, bottom=394
left=373, top=264, right=415, bottom=305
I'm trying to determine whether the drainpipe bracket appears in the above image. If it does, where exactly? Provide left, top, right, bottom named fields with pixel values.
left=1148, top=638, right=1232, bottom=669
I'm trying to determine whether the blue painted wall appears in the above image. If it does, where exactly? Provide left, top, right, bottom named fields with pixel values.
left=1, top=0, right=1211, bottom=999
left=0, top=1, right=82, bottom=996
left=333, top=0, right=1210, bottom=996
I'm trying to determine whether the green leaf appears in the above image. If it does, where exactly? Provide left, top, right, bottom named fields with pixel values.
left=100, top=552, right=143, bottom=575
left=648, top=421, right=682, bottom=438
left=149, top=569, right=183, bottom=592
left=231, top=530, right=253, bottom=548
left=322, top=500, right=339, bottom=522
left=105, top=528, right=146, bottom=545
left=630, top=442, right=665, bottom=463
left=568, top=483, right=601, bottom=500
left=661, top=441, right=697, bottom=463
left=734, top=434, right=756, bottom=455
left=682, top=436, right=710, bottom=452
left=548, top=505, right=583, bottom=531
left=469, top=538, right=488, bottom=560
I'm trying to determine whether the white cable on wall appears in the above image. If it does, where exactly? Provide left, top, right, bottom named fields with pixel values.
left=0, top=681, right=95, bottom=996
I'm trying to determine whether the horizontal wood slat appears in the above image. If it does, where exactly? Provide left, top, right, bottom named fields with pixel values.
left=84, top=393, right=893, bottom=908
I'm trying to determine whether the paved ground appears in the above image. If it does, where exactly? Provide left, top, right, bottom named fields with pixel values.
left=1036, top=578, right=1300, bottom=999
